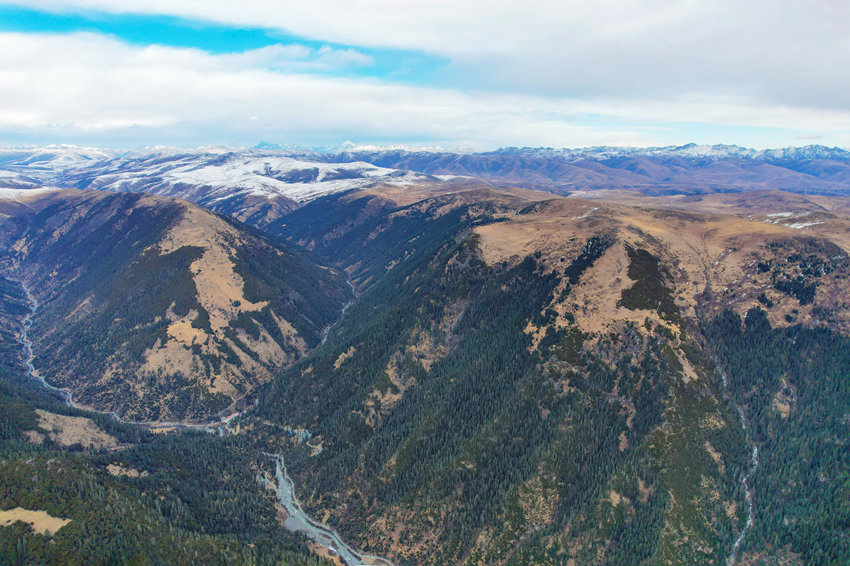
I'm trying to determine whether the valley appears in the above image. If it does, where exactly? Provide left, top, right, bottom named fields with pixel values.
left=263, top=453, right=395, bottom=566
left=13, top=271, right=384, bottom=563
left=0, top=189, right=353, bottom=421
left=0, top=148, right=848, bottom=565
left=15, top=280, right=233, bottom=434
left=717, top=366, right=758, bottom=566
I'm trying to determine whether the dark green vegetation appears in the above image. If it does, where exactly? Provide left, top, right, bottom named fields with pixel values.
left=563, top=234, right=612, bottom=286
left=0, top=360, right=331, bottom=566
left=759, top=238, right=849, bottom=307
left=704, top=308, right=850, bottom=565
left=254, top=195, right=747, bottom=565
left=265, top=190, right=508, bottom=287
left=0, top=274, right=28, bottom=376
left=618, top=246, right=682, bottom=325
left=0, top=191, right=351, bottom=420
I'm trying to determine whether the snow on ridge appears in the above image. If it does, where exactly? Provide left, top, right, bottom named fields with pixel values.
left=0, top=145, right=116, bottom=170
left=61, top=150, right=440, bottom=204
left=166, top=155, right=429, bottom=202
left=788, top=221, right=824, bottom=229
left=484, top=143, right=850, bottom=162
left=0, top=187, right=60, bottom=200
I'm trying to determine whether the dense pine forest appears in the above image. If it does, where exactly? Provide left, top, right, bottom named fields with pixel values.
left=704, top=309, right=850, bottom=565
left=255, top=212, right=749, bottom=564
left=0, top=364, right=333, bottom=566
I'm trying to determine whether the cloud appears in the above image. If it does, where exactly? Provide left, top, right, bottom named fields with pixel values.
left=12, top=0, right=850, bottom=112
left=0, top=31, right=848, bottom=148
left=216, top=44, right=373, bottom=71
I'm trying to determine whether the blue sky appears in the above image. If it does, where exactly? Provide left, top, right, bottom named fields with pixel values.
left=0, top=5, right=446, bottom=83
left=0, top=1, right=848, bottom=150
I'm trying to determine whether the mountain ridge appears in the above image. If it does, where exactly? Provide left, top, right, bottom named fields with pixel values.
left=0, top=189, right=353, bottom=421
left=247, top=184, right=850, bottom=565
left=4, top=143, right=850, bottom=217
left=0, top=176, right=848, bottom=564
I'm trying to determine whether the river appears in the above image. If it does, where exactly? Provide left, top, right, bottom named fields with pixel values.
left=261, top=454, right=395, bottom=566
left=15, top=279, right=393, bottom=566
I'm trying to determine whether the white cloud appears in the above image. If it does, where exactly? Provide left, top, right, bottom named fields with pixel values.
left=13, top=0, right=850, bottom=112
left=218, top=44, right=373, bottom=71
left=1, top=31, right=849, bottom=148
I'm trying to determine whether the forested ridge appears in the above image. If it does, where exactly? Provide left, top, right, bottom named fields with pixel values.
left=0, top=190, right=352, bottom=421
left=254, top=212, right=749, bottom=564
left=0, top=362, right=332, bottom=566
left=703, top=308, right=850, bottom=565
left=2, top=185, right=849, bottom=565
left=246, top=189, right=850, bottom=564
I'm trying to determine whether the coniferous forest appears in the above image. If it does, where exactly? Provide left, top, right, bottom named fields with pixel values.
left=1, top=180, right=849, bottom=565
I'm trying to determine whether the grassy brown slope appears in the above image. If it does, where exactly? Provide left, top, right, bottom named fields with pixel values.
left=0, top=190, right=351, bottom=421
left=248, top=185, right=850, bottom=564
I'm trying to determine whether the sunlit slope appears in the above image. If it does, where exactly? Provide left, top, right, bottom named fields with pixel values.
left=0, top=190, right=352, bottom=421
left=253, top=186, right=850, bottom=565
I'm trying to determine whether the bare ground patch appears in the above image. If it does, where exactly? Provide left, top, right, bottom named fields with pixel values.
left=334, top=346, right=356, bottom=369
left=0, top=507, right=71, bottom=536
left=106, top=464, right=148, bottom=478
left=32, top=409, right=121, bottom=450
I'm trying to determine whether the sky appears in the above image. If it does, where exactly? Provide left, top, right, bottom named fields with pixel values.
left=0, top=1, right=849, bottom=150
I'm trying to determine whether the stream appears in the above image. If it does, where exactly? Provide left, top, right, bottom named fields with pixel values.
left=15, top=283, right=238, bottom=434
left=15, top=279, right=392, bottom=566
left=17, top=286, right=75, bottom=408
left=320, top=279, right=358, bottom=346
left=719, top=366, right=759, bottom=566
left=261, top=454, right=395, bottom=566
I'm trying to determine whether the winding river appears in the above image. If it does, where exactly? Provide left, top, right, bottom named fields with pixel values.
left=261, top=454, right=395, bottom=566
left=17, top=286, right=75, bottom=408
left=15, top=280, right=392, bottom=566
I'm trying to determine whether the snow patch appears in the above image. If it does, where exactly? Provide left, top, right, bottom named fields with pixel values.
left=0, top=187, right=59, bottom=200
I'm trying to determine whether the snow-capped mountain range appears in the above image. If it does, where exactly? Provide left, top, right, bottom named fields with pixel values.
left=486, top=143, right=850, bottom=161
left=0, top=145, right=454, bottom=227
left=2, top=143, right=850, bottom=213
left=311, top=143, right=850, bottom=195
left=64, top=149, right=440, bottom=202
left=0, top=145, right=441, bottom=200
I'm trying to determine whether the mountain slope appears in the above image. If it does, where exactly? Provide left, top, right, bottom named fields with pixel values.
left=0, top=189, right=352, bottom=421
left=249, top=186, right=850, bottom=565
left=0, top=352, right=332, bottom=565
